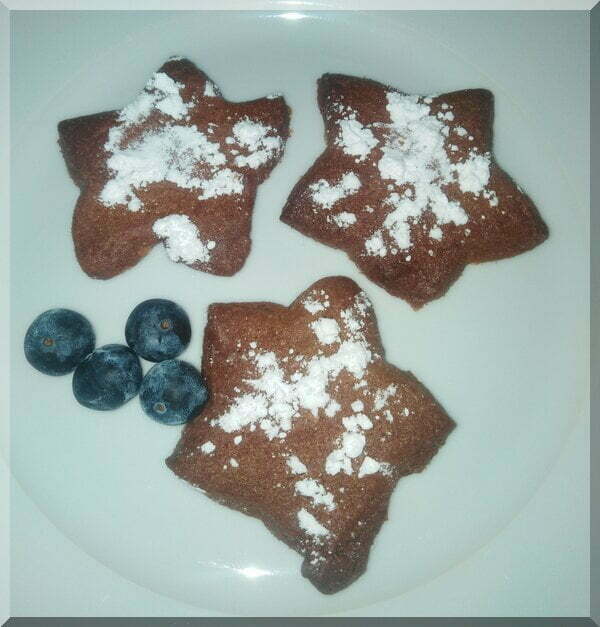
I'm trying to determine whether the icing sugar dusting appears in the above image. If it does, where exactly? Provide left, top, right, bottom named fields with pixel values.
left=205, top=285, right=398, bottom=539
left=324, top=93, right=498, bottom=255
left=118, top=72, right=191, bottom=126
left=214, top=294, right=374, bottom=440
left=101, top=123, right=228, bottom=211
left=153, top=214, right=215, bottom=264
left=99, top=70, right=253, bottom=212
left=198, top=168, right=244, bottom=199
left=365, top=92, right=494, bottom=252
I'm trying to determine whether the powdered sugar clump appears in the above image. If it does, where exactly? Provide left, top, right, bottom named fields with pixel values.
left=153, top=214, right=215, bottom=264
left=230, top=118, right=283, bottom=169
left=287, top=455, right=308, bottom=474
left=325, top=448, right=353, bottom=475
left=324, top=400, right=341, bottom=417
left=295, top=478, right=336, bottom=511
left=358, top=456, right=380, bottom=478
left=101, top=72, right=207, bottom=211
left=325, top=406, right=372, bottom=476
left=351, top=400, right=364, bottom=412
left=429, top=226, right=443, bottom=240
left=342, top=431, right=366, bottom=458
left=453, top=153, right=491, bottom=194
left=373, top=384, right=397, bottom=411
left=365, top=230, right=387, bottom=257
left=198, top=168, right=244, bottom=199
left=324, top=430, right=366, bottom=475
left=200, top=441, right=215, bottom=454
left=297, top=508, right=330, bottom=538
left=332, top=212, right=357, bottom=228
left=310, top=172, right=361, bottom=210
left=336, top=116, right=378, bottom=161
left=302, top=295, right=329, bottom=315
left=310, top=318, right=340, bottom=345
left=483, top=189, right=499, bottom=207
left=343, top=413, right=373, bottom=431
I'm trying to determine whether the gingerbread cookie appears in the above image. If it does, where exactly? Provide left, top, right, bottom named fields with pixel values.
left=58, top=57, right=290, bottom=279
left=281, top=74, right=548, bottom=308
left=167, top=276, right=454, bottom=593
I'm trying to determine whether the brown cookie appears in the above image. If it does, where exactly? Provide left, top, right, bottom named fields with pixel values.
left=167, top=276, right=454, bottom=594
left=281, top=74, right=548, bottom=308
left=58, top=57, right=290, bottom=279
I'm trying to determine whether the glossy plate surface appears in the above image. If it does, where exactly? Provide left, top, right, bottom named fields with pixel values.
left=10, top=10, right=588, bottom=616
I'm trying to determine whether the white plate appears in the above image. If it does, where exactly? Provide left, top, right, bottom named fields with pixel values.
left=10, top=10, right=588, bottom=616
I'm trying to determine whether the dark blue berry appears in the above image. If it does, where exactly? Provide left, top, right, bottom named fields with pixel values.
left=125, top=299, right=191, bottom=362
left=72, top=344, right=142, bottom=411
left=139, top=360, right=209, bottom=425
left=24, top=308, right=95, bottom=376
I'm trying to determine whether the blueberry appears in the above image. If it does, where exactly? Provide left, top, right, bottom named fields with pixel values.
left=125, top=299, right=191, bottom=362
left=24, top=308, right=95, bottom=376
left=72, top=344, right=142, bottom=411
left=139, top=360, right=209, bottom=425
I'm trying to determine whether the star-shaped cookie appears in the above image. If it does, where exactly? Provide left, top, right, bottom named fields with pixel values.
left=281, top=74, right=548, bottom=308
left=167, top=276, right=454, bottom=593
left=58, top=57, right=290, bottom=279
